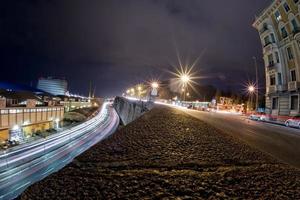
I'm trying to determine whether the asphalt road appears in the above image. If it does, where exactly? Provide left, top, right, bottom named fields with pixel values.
left=0, top=103, right=119, bottom=200
left=180, top=108, right=300, bottom=169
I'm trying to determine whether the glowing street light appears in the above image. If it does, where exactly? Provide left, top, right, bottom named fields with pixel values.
left=151, top=82, right=159, bottom=89
left=247, top=84, right=256, bottom=112
left=180, top=74, right=191, bottom=84
left=248, top=85, right=255, bottom=93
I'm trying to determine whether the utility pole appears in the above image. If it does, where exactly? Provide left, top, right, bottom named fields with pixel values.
left=253, top=56, right=259, bottom=111
left=88, top=81, right=92, bottom=99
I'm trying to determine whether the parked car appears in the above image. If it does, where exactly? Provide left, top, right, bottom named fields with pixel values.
left=249, top=112, right=266, bottom=121
left=285, top=115, right=300, bottom=129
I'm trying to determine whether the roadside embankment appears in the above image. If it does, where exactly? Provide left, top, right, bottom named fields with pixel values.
left=113, top=96, right=153, bottom=125
left=20, top=106, right=300, bottom=199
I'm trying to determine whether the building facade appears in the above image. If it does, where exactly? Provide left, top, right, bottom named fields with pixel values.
left=253, top=0, right=300, bottom=116
left=37, top=77, right=68, bottom=96
left=0, top=91, right=64, bottom=142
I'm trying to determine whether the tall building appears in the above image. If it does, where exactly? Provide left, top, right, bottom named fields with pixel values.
left=37, top=77, right=68, bottom=96
left=253, top=0, right=300, bottom=116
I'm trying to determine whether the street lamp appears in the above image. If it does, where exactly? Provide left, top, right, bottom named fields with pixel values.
left=248, top=85, right=255, bottom=93
left=180, top=74, right=191, bottom=101
left=151, top=82, right=159, bottom=89
left=180, top=74, right=190, bottom=84
left=248, top=85, right=255, bottom=112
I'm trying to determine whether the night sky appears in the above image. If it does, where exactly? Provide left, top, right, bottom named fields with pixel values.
left=0, top=0, right=272, bottom=97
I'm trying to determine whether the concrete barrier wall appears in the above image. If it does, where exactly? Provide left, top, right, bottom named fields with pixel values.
left=113, top=97, right=152, bottom=125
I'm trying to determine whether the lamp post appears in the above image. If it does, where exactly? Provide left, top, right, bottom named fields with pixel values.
left=149, top=82, right=159, bottom=101
left=248, top=85, right=255, bottom=111
left=253, top=56, right=259, bottom=111
left=180, top=74, right=190, bottom=101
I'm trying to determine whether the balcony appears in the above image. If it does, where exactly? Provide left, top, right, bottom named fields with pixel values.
left=259, top=27, right=269, bottom=35
left=288, top=81, right=300, bottom=91
left=266, top=62, right=281, bottom=72
left=267, top=85, right=285, bottom=94
left=263, top=42, right=277, bottom=54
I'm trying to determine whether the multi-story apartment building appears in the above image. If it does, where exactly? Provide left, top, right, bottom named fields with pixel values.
left=253, top=0, right=300, bottom=116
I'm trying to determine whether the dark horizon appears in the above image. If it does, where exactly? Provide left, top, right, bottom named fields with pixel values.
left=0, top=0, right=272, bottom=97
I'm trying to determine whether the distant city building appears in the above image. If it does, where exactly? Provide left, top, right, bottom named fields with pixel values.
left=253, top=0, right=300, bottom=116
left=0, top=89, right=64, bottom=142
left=37, top=77, right=68, bottom=96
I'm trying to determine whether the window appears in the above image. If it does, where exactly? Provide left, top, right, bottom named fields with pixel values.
left=275, top=11, right=282, bottom=21
left=291, top=95, right=299, bottom=110
left=270, top=33, right=276, bottom=43
left=281, top=27, right=288, bottom=38
left=9, top=109, right=17, bottom=114
left=291, top=19, right=299, bottom=32
left=287, top=47, right=294, bottom=60
left=268, top=54, right=274, bottom=66
left=291, top=70, right=297, bottom=81
left=272, top=97, right=279, bottom=109
left=275, top=52, right=280, bottom=63
left=0, top=110, right=8, bottom=114
left=260, top=23, right=268, bottom=33
left=270, top=75, right=276, bottom=85
left=264, top=35, right=270, bottom=46
left=283, top=3, right=291, bottom=12
left=278, top=73, right=282, bottom=85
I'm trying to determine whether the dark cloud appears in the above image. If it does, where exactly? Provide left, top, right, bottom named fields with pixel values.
left=0, top=0, right=272, bottom=96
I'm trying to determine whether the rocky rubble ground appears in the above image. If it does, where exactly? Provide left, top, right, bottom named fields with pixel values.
left=20, top=106, right=300, bottom=199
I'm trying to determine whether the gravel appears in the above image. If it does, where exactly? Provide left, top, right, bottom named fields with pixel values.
left=20, top=106, right=300, bottom=199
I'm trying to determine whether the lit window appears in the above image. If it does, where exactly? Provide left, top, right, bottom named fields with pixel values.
left=1, top=110, right=8, bottom=114
left=275, top=11, right=282, bottom=21
left=9, top=109, right=17, bottom=114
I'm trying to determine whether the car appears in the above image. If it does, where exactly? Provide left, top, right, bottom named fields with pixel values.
left=285, top=115, right=300, bottom=129
left=187, top=105, right=193, bottom=109
left=249, top=112, right=266, bottom=121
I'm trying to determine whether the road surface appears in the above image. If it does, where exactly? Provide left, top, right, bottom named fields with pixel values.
left=0, top=103, right=119, bottom=200
left=180, top=108, right=300, bottom=169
